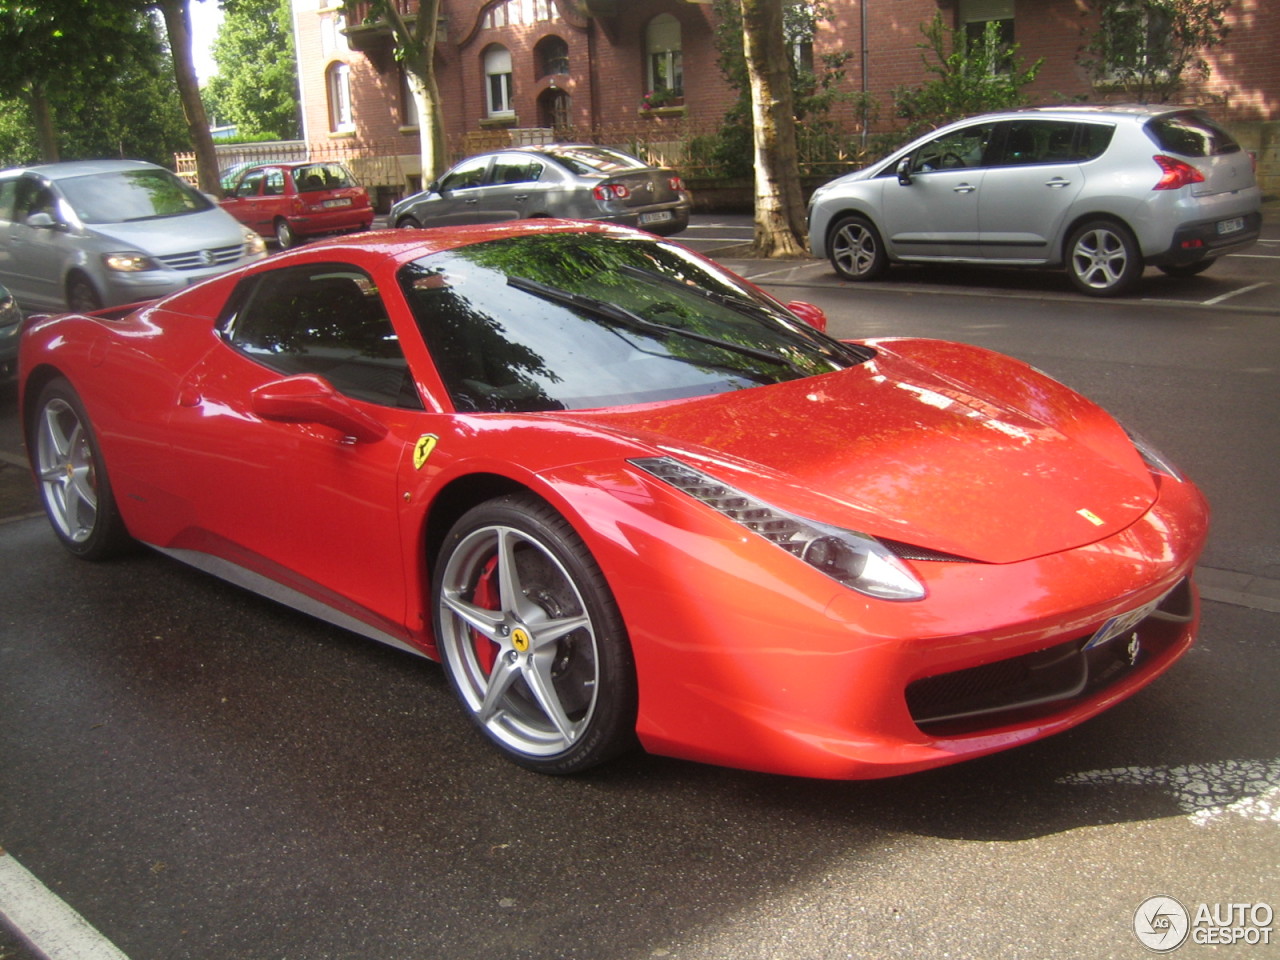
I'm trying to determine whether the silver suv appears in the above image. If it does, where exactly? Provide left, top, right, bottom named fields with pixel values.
left=808, top=105, right=1262, bottom=296
left=0, top=159, right=267, bottom=313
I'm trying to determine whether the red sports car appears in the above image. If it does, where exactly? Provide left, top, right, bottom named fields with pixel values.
left=18, top=222, right=1208, bottom=779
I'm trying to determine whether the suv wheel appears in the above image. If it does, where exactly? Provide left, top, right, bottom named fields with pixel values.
left=829, top=214, right=888, bottom=282
left=1067, top=220, right=1142, bottom=297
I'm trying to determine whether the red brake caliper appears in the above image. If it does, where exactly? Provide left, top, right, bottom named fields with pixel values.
left=471, top=555, right=501, bottom=674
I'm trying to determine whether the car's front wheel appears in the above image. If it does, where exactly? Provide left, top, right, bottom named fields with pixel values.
left=433, top=494, right=637, bottom=774
left=396, top=216, right=422, bottom=230
left=66, top=274, right=102, bottom=313
left=1067, top=219, right=1142, bottom=296
left=30, top=378, right=132, bottom=559
left=829, top=214, right=888, bottom=282
left=274, top=218, right=298, bottom=249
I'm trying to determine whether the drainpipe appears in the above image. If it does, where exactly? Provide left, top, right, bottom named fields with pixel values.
left=860, top=0, right=869, bottom=150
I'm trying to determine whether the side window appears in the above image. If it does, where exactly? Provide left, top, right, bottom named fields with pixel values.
left=490, top=156, right=542, bottom=185
left=1078, top=123, right=1115, bottom=161
left=0, top=179, right=18, bottom=222
left=13, top=178, right=59, bottom=222
left=441, top=157, right=490, bottom=192
left=911, top=123, right=996, bottom=173
left=235, top=170, right=266, bottom=198
left=263, top=169, right=286, bottom=196
left=222, top=264, right=422, bottom=409
left=993, top=120, right=1079, bottom=166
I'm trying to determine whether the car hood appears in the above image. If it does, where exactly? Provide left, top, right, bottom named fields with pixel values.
left=83, top=207, right=248, bottom=254
left=562, top=338, right=1157, bottom=564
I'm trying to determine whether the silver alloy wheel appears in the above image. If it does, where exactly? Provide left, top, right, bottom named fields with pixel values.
left=36, top=397, right=99, bottom=544
left=830, top=216, right=886, bottom=281
left=438, top=522, right=601, bottom=758
left=1070, top=226, right=1131, bottom=292
left=275, top=219, right=297, bottom=248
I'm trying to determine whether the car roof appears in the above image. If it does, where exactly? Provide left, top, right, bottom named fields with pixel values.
left=962, top=103, right=1201, bottom=125
left=0, top=159, right=165, bottom=180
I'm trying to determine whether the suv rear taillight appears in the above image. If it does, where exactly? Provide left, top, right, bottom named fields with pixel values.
left=593, top=183, right=631, bottom=201
left=1152, top=155, right=1205, bottom=190
left=669, top=176, right=685, bottom=192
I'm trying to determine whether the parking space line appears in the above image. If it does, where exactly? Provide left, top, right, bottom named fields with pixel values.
left=0, top=849, right=131, bottom=960
left=1204, top=281, right=1270, bottom=305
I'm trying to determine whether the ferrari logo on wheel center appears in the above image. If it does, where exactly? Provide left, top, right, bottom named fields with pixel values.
left=511, top=627, right=531, bottom=652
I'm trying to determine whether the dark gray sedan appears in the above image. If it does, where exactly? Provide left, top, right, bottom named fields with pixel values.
left=390, top=144, right=692, bottom=236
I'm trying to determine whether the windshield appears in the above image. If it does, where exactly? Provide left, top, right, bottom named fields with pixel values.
left=399, top=232, right=867, bottom=412
left=545, top=147, right=649, bottom=176
left=293, top=163, right=356, bottom=192
left=57, top=169, right=214, bottom=223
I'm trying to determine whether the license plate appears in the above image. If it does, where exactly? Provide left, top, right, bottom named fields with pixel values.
left=1216, top=216, right=1244, bottom=235
left=640, top=211, right=673, bottom=224
left=323, top=198, right=352, bottom=208
left=1083, top=589, right=1170, bottom=651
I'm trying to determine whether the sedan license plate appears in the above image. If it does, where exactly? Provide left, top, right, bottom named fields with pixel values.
left=640, top=211, right=673, bottom=225
left=1216, top=216, right=1244, bottom=235
left=323, top=198, right=352, bottom=208
left=1083, top=590, right=1169, bottom=651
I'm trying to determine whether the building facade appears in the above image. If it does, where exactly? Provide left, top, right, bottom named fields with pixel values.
left=287, top=0, right=1279, bottom=206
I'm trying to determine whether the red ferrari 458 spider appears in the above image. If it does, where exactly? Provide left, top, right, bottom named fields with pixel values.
left=19, top=221, right=1208, bottom=779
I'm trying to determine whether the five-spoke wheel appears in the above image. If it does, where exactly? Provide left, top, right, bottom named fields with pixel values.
left=433, top=494, right=636, bottom=773
left=1067, top=219, right=1142, bottom=297
left=828, top=214, right=888, bottom=282
left=31, top=379, right=131, bottom=558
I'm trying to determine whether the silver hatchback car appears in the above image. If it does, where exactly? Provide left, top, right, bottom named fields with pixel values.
left=391, top=144, right=692, bottom=236
left=0, top=159, right=267, bottom=313
left=808, top=105, right=1262, bottom=296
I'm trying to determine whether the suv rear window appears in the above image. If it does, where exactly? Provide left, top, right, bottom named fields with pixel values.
left=1146, top=113, right=1241, bottom=157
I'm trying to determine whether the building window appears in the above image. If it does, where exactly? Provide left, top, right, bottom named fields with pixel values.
left=959, top=0, right=1014, bottom=72
left=645, top=14, right=683, bottom=98
left=400, top=67, right=420, bottom=128
left=535, top=35, right=569, bottom=79
left=1097, top=1, right=1174, bottom=81
left=326, top=62, right=353, bottom=133
left=485, top=46, right=514, bottom=117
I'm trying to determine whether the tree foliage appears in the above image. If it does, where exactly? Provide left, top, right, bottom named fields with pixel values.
left=893, top=14, right=1043, bottom=142
left=1080, top=0, right=1231, bottom=103
left=204, top=0, right=300, bottom=139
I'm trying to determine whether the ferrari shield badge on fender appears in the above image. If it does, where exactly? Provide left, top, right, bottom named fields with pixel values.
left=413, top=434, right=439, bottom=470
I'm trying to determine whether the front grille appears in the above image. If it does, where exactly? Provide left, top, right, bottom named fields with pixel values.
left=156, top=243, right=245, bottom=271
left=906, top=578, right=1192, bottom=732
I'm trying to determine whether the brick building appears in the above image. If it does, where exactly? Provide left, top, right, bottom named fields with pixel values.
left=287, top=0, right=1279, bottom=205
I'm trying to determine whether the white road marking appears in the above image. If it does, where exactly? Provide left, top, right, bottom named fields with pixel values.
left=1204, top=281, right=1270, bottom=305
left=0, top=849, right=131, bottom=959
left=1058, top=758, right=1280, bottom=828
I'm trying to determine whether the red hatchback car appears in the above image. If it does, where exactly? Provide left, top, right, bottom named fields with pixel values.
left=221, top=160, right=374, bottom=249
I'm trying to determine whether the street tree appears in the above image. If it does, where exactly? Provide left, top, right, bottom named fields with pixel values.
left=152, top=0, right=221, bottom=194
left=204, top=0, right=301, bottom=140
left=1080, top=0, right=1231, bottom=103
left=344, top=0, right=447, bottom=181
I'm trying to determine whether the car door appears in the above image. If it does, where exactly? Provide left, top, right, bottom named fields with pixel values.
left=420, top=155, right=493, bottom=226
left=165, top=261, right=430, bottom=634
left=221, top=168, right=269, bottom=233
left=978, top=119, right=1088, bottom=263
left=475, top=154, right=547, bottom=221
left=6, top=176, right=68, bottom=309
left=877, top=122, right=995, bottom=260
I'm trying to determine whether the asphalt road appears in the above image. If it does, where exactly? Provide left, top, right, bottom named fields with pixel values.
left=1, top=217, right=1277, bottom=960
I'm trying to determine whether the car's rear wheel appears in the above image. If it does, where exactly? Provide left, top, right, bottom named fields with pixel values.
left=31, top=378, right=132, bottom=559
left=396, top=216, right=422, bottom=229
left=1067, top=220, right=1142, bottom=296
left=433, top=494, right=637, bottom=774
left=1158, top=259, right=1216, bottom=278
left=66, top=274, right=102, bottom=313
left=829, top=214, right=888, bottom=281
left=274, top=218, right=298, bottom=249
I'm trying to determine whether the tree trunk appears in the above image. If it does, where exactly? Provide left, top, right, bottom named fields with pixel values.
left=385, top=0, right=447, bottom=183
left=740, top=0, right=807, bottom=257
left=157, top=0, right=221, bottom=195
left=28, top=83, right=59, bottom=162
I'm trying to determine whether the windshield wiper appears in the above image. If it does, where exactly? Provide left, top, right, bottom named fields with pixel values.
left=507, top=274, right=802, bottom=370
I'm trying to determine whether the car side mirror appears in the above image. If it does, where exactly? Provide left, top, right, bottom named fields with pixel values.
left=26, top=212, right=64, bottom=230
left=896, top=157, right=913, bottom=186
left=786, top=300, right=828, bottom=333
left=428, top=180, right=441, bottom=194
left=250, top=374, right=388, bottom=444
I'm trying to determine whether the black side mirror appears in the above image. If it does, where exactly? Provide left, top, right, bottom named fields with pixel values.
left=896, top=157, right=913, bottom=186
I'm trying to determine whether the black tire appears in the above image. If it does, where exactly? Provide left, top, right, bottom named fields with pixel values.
left=396, top=216, right=422, bottom=230
left=274, top=218, right=298, bottom=249
left=1158, top=259, right=1216, bottom=278
left=828, top=214, right=889, bottom=282
left=30, top=378, right=133, bottom=559
left=1066, top=219, right=1143, bottom=297
left=432, top=493, right=637, bottom=774
left=66, top=274, right=102, bottom=313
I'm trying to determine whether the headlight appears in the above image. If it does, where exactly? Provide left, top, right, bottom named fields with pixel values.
left=1125, top=428, right=1186, bottom=481
left=630, top=456, right=926, bottom=601
left=243, top=229, right=267, bottom=256
left=103, top=252, right=160, bottom=272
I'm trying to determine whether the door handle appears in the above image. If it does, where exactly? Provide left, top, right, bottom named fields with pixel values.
left=464, top=198, right=478, bottom=205
left=952, top=183, right=976, bottom=194
left=512, top=194, right=528, bottom=201
left=1044, top=177, right=1072, bottom=188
